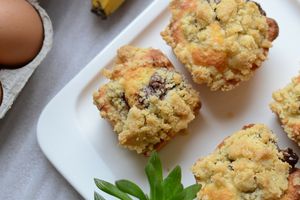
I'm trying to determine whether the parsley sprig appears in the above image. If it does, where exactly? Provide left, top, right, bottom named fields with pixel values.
left=94, top=152, right=201, bottom=200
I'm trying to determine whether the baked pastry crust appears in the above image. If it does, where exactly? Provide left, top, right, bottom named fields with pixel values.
left=270, top=75, right=300, bottom=147
left=161, top=0, right=279, bottom=91
left=192, top=124, right=298, bottom=200
left=93, top=46, right=201, bottom=154
left=281, top=169, right=300, bottom=200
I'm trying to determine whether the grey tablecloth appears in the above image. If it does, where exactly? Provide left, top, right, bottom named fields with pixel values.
left=0, top=0, right=152, bottom=199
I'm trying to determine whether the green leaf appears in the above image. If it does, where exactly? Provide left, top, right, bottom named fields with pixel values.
left=172, top=190, right=186, bottom=200
left=148, top=152, right=163, bottom=181
left=182, top=184, right=201, bottom=200
left=145, top=162, right=157, bottom=199
left=153, top=180, right=163, bottom=200
left=162, top=166, right=184, bottom=200
left=94, top=152, right=200, bottom=200
left=94, top=178, right=132, bottom=200
left=145, top=152, right=163, bottom=199
left=173, top=183, right=184, bottom=199
left=172, top=184, right=201, bottom=200
left=94, top=192, right=106, bottom=200
left=116, top=180, right=148, bottom=200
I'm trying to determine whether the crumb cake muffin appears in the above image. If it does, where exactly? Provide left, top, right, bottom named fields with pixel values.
left=270, top=75, right=300, bottom=147
left=161, top=0, right=279, bottom=91
left=192, top=124, right=300, bottom=200
left=93, top=46, right=201, bottom=154
left=281, top=169, right=300, bottom=200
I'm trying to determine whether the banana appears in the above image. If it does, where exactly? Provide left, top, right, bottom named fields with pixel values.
left=91, top=0, right=125, bottom=19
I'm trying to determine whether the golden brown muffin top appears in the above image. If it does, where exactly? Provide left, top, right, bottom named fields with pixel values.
left=270, top=75, right=300, bottom=147
left=192, top=124, right=291, bottom=200
left=281, top=169, right=300, bottom=200
left=162, top=0, right=277, bottom=91
left=93, top=46, right=201, bottom=154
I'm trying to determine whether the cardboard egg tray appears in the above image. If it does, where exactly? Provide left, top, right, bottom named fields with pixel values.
left=0, top=0, right=53, bottom=119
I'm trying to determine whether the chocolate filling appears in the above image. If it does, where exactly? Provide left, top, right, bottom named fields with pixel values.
left=138, top=73, right=167, bottom=105
left=121, top=93, right=130, bottom=109
left=281, top=148, right=299, bottom=169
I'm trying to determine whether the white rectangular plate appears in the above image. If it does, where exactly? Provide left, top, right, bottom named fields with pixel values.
left=37, top=0, right=300, bottom=199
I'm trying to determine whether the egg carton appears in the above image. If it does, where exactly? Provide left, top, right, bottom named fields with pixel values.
left=0, top=0, right=53, bottom=119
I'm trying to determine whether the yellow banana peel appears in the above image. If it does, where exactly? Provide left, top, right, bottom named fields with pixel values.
left=92, top=0, right=125, bottom=18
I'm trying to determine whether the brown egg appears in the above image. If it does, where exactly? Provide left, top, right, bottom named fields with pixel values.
left=0, top=0, right=44, bottom=69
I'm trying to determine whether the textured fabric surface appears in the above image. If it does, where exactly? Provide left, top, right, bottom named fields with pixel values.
left=0, top=0, right=152, bottom=199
